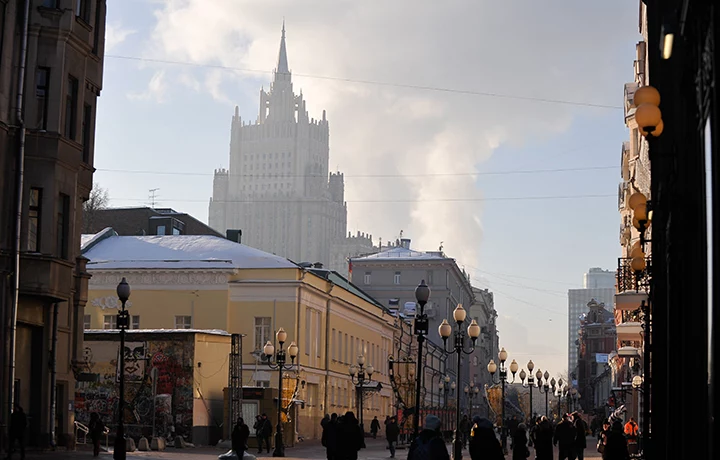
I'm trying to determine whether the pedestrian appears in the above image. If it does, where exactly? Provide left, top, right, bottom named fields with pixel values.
left=321, top=413, right=331, bottom=430
left=7, top=404, right=27, bottom=460
left=322, top=413, right=339, bottom=460
left=597, top=420, right=611, bottom=455
left=534, top=417, right=555, bottom=460
left=458, top=414, right=470, bottom=447
left=232, top=417, right=250, bottom=459
left=468, top=416, right=503, bottom=460
left=385, top=416, right=400, bottom=458
left=370, top=416, right=381, bottom=439
left=573, top=413, right=588, bottom=460
left=553, top=414, right=576, bottom=460
left=337, top=411, right=365, bottom=460
left=512, top=423, right=530, bottom=460
left=88, top=412, right=107, bottom=457
left=253, top=415, right=263, bottom=452
left=256, top=413, right=272, bottom=454
left=602, top=420, right=630, bottom=460
left=407, top=414, right=449, bottom=460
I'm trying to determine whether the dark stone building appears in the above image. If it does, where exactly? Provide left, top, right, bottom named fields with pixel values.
left=576, top=300, right=616, bottom=413
left=84, top=207, right=223, bottom=238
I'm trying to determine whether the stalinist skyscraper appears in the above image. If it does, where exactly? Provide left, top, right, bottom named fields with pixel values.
left=209, top=25, right=373, bottom=270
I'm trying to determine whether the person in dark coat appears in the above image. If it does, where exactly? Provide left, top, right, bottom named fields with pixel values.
left=322, top=413, right=339, bottom=460
left=232, top=417, right=250, bottom=459
left=88, top=412, right=107, bottom=457
left=534, top=417, right=555, bottom=460
left=458, top=415, right=470, bottom=447
left=468, top=417, right=503, bottom=460
left=256, top=413, right=272, bottom=454
left=337, top=411, right=365, bottom=460
left=321, top=414, right=331, bottom=430
left=7, top=404, right=27, bottom=460
left=407, top=415, right=449, bottom=460
left=573, top=413, right=588, bottom=460
left=553, top=414, right=576, bottom=460
left=602, top=421, right=630, bottom=460
left=512, top=423, right=530, bottom=460
left=370, top=416, right=381, bottom=439
left=385, top=416, right=400, bottom=458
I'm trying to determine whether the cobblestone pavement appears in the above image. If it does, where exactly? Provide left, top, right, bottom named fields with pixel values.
left=17, top=436, right=603, bottom=459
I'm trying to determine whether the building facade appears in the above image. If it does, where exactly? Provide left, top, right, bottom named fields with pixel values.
left=567, top=269, right=615, bottom=382
left=0, top=0, right=107, bottom=449
left=469, top=287, right=498, bottom=418
left=208, top=26, right=372, bottom=271
left=84, top=207, right=223, bottom=238
left=80, top=229, right=397, bottom=441
left=576, top=300, right=617, bottom=413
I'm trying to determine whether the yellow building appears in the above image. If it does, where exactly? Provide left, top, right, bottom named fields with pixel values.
left=81, top=228, right=397, bottom=441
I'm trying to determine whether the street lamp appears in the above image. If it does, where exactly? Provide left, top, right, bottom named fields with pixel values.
left=554, top=378, right=566, bottom=420
left=113, top=278, right=131, bottom=460
left=263, top=328, right=298, bottom=457
left=487, top=349, right=518, bottom=452
left=519, top=360, right=536, bottom=422
left=542, top=371, right=551, bottom=417
left=349, top=355, right=374, bottom=432
left=412, top=280, right=431, bottom=439
left=464, top=383, right=480, bottom=420
left=439, top=304, right=480, bottom=460
left=439, top=376, right=455, bottom=430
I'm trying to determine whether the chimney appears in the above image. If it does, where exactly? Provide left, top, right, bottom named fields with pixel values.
left=400, top=238, right=411, bottom=249
left=313, top=262, right=323, bottom=269
left=226, top=229, right=242, bottom=243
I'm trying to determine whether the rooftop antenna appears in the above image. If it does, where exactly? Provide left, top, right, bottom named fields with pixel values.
left=439, top=241, right=444, bottom=252
left=148, top=188, right=160, bottom=208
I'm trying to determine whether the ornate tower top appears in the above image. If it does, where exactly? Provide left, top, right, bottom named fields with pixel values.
left=276, top=20, right=289, bottom=76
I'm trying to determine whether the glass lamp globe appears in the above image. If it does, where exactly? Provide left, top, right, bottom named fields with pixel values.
left=453, top=304, right=467, bottom=323
left=498, top=348, right=508, bottom=363
left=519, top=369, right=527, bottom=382
left=276, top=327, right=288, bottom=344
left=366, top=365, right=374, bottom=377
left=633, top=85, right=661, bottom=107
left=357, top=355, right=366, bottom=366
left=349, top=365, right=358, bottom=376
left=487, top=359, right=498, bottom=375
left=263, top=341, right=275, bottom=357
left=527, top=360, right=535, bottom=372
left=288, top=341, right=299, bottom=359
left=635, top=103, right=662, bottom=130
left=438, top=319, right=452, bottom=338
left=509, top=359, right=519, bottom=374
left=468, top=319, right=481, bottom=339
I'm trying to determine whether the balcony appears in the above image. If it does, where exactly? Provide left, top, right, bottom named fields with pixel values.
left=19, top=253, right=75, bottom=301
left=615, top=291, right=649, bottom=311
left=616, top=257, right=651, bottom=292
left=617, top=322, right=643, bottom=342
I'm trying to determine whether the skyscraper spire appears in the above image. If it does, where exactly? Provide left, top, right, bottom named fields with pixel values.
left=276, top=21, right=289, bottom=75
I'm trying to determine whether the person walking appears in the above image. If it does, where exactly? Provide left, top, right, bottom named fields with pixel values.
left=468, top=417, right=503, bottom=460
left=337, top=411, right=365, bottom=460
left=512, top=423, right=530, bottom=460
left=534, top=417, right=555, bottom=460
left=573, top=413, right=588, bottom=460
left=253, top=415, right=263, bottom=453
left=553, top=414, right=576, bottom=460
left=458, top=414, right=470, bottom=448
left=322, top=413, right=339, bottom=460
left=7, top=404, right=27, bottom=460
left=602, top=421, right=630, bottom=460
left=370, top=416, right=381, bottom=439
left=256, top=413, right=272, bottom=454
left=88, top=412, right=107, bottom=457
left=407, top=415, right=449, bottom=460
left=232, top=417, right=250, bottom=460
left=321, top=414, right=331, bottom=430
left=385, top=416, right=400, bottom=458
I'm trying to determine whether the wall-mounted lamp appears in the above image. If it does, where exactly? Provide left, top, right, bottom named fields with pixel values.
left=661, top=22, right=677, bottom=60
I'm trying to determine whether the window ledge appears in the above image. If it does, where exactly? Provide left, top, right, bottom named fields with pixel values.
left=37, top=7, right=63, bottom=18
left=76, top=16, right=92, bottom=32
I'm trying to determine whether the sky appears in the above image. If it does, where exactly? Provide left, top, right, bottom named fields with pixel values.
left=94, top=0, right=641, bottom=379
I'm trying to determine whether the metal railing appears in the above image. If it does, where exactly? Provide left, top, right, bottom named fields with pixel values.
left=74, top=421, right=109, bottom=450
left=617, top=257, right=652, bottom=292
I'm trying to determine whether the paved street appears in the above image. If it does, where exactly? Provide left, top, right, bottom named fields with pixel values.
left=16, top=437, right=602, bottom=459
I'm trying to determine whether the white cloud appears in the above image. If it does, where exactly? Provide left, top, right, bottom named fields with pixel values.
left=127, top=70, right=167, bottom=103
left=140, top=0, right=635, bottom=272
left=105, top=23, right=136, bottom=52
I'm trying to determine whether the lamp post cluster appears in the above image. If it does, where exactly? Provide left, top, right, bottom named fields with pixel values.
left=464, top=382, right=480, bottom=420
left=411, top=280, right=430, bottom=440
left=439, top=376, right=455, bottom=429
left=519, top=360, right=536, bottom=422
left=487, top=348, right=518, bottom=452
left=263, top=328, right=299, bottom=457
left=439, top=304, right=481, bottom=460
left=113, top=278, right=131, bottom=460
left=349, top=355, right=374, bottom=431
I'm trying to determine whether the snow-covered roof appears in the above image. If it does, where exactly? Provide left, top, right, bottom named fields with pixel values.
left=85, top=328, right=230, bottom=336
left=354, top=246, right=445, bottom=261
left=82, top=234, right=297, bottom=270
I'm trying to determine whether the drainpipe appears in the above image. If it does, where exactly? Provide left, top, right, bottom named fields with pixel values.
left=7, top=0, right=31, bottom=445
left=48, top=302, right=59, bottom=447
left=323, top=286, right=333, bottom=413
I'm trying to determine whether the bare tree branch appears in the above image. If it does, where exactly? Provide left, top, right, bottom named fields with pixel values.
left=82, top=185, right=109, bottom=233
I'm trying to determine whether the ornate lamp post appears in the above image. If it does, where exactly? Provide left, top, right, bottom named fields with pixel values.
left=554, top=379, right=566, bottom=420
left=349, top=354, right=374, bottom=432
left=263, top=328, right=299, bottom=457
left=464, top=383, right=480, bottom=420
left=439, top=304, right=480, bottom=460
left=519, top=360, right=536, bottom=422
left=487, top=349, right=519, bottom=452
left=439, top=376, right=455, bottom=429
left=412, top=280, right=431, bottom=439
left=114, top=278, right=131, bottom=460
left=542, top=371, right=551, bottom=417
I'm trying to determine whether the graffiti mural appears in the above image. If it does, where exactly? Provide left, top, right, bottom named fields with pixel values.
left=75, top=336, right=195, bottom=442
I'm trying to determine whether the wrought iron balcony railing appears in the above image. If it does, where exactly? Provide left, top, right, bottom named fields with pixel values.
left=616, top=257, right=652, bottom=292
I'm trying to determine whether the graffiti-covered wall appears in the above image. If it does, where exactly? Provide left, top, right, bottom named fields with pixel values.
left=75, top=333, right=196, bottom=442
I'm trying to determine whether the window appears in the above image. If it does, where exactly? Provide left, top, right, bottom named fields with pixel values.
left=332, top=329, right=336, bottom=361
left=316, top=311, right=321, bottom=358
left=394, top=272, right=401, bottom=285
left=82, top=103, right=92, bottom=162
left=27, top=188, right=42, bottom=252
left=344, top=333, right=348, bottom=363
left=65, top=76, right=78, bottom=140
left=338, top=330, right=343, bottom=363
left=364, top=272, right=371, bottom=285
left=256, top=380, right=270, bottom=388
left=427, top=270, right=434, bottom=285
left=175, top=316, right=192, bottom=329
left=92, top=0, right=102, bottom=54
left=103, top=315, right=117, bottom=329
left=56, top=193, right=69, bottom=259
left=254, top=317, right=271, bottom=352
left=36, top=68, right=50, bottom=130
left=83, top=315, right=91, bottom=329
left=131, top=315, right=140, bottom=330
left=156, top=225, right=166, bottom=235
left=42, top=0, right=58, bottom=7
left=305, top=309, right=311, bottom=355
left=76, top=0, right=91, bottom=22
left=172, top=227, right=181, bottom=235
